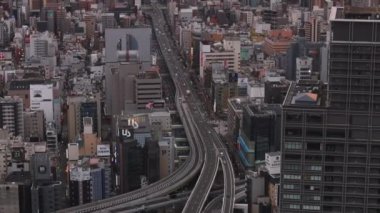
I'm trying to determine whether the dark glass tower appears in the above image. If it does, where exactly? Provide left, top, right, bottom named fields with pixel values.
left=280, top=6, right=380, bottom=213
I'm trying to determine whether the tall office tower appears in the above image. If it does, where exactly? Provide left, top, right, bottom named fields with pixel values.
left=115, top=116, right=146, bottom=193
left=84, top=14, right=96, bottom=39
left=0, top=184, right=20, bottom=213
left=80, top=101, right=100, bottom=135
left=30, top=34, right=48, bottom=57
left=30, top=153, right=66, bottom=212
left=67, top=95, right=101, bottom=143
left=46, top=10, right=55, bottom=33
left=56, top=6, right=66, bottom=36
left=280, top=6, right=380, bottom=213
left=118, top=138, right=145, bottom=194
left=305, top=17, right=322, bottom=43
left=0, top=21, right=9, bottom=48
left=105, top=28, right=152, bottom=69
left=104, top=62, right=142, bottom=116
left=69, top=167, right=91, bottom=206
left=135, top=71, right=163, bottom=109
left=46, top=122, right=58, bottom=153
left=238, top=104, right=280, bottom=169
left=30, top=84, right=54, bottom=124
left=30, top=0, right=42, bottom=11
left=296, top=56, right=313, bottom=82
left=0, top=97, right=24, bottom=138
left=101, top=13, right=117, bottom=32
left=24, top=110, right=45, bottom=142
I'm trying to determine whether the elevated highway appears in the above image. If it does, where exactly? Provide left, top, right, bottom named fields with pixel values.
left=58, top=3, right=236, bottom=213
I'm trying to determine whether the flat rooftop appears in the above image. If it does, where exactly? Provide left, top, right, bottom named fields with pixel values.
left=136, top=71, right=160, bottom=79
left=331, top=6, right=380, bottom=21
left=283, top=80, right=326, bottom=107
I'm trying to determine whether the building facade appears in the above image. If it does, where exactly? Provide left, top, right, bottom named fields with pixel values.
left=0, top=96, right=24, bottom=137
left=280, top=7, right=380, bottom=212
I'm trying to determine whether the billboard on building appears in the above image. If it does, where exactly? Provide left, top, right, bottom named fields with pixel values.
left=97, top=144, right=110, bottom=157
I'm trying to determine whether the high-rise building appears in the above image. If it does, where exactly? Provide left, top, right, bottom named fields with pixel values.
left=305, top=17, right=322, bottom=43
left=199, top=38, right=241, bottom=82
left=104, top=62, right=142, bottom=116
left=30, top=84, right=54, bottom=124
left=296, top=56, right=313, bottom=82
left=80, top=100, right=101, bottom=136
left=46, top=10, right=55, bottom=33
left=67, top=95, right=101, bottom=143
left=0, top=96, right=24, bottom=137
left=0, top=183, right=19, bottom=213
left=30, top=0, right=42, bottom=11
left=30, top=152, right=66, bottom=212
left=105, top=28, right=152, bottom=69
left=117, top=138, right=145, bottom=194
left=79, top=117, right=101, bottom=157
left=135, top=71, right=163, bottom=109
left=279, top=6, right=380, bottom=212
left=46, top=122, right=58, bottom=153
left=84, top=14, right=96, bottom=39
left=31, top=181, right=66, bottom=213
left=238, top=104, right=280, bottom=168
left=69, top=167, right=91, bottom=206
left=24, top=110, right=45, bottom=142
left=145, top=138, right=159, bottom=184
left=158, top=137, right=174, bottom=179
left=0, top=21, right=9, bottom=48
left=101, top=13, right=117, bottom=31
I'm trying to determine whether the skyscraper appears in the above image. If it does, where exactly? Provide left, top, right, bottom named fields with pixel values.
left=0, top=97, right=24, bottom=137
left=0, top=21, right=9, bottom=48
left=280, top=6, right=380, bottom=212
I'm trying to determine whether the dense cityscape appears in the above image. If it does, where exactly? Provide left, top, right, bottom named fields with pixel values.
left=0, top=0, right=379, bottom=213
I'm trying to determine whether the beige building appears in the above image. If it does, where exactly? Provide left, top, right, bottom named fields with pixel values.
left=67, top=94, right=101, bottom=143
left=135, top=71, right=163, bottom=109
left=67, top=96, right=86, bottom=143
left=7, top=79, right=45, bottom=110
left=0, top=96, right=24, bottom=138
left=0, top=183, right=20, bottom=213
left=159, top=137, right=174, bottom=179
left=24, top=110, right=45, bottom=142
left=105, top=62, right=142, bottom=115
left=84, top=14, right=96, bottom=39
left=0, top=143, right=10, bottom=182
left=79, top=117, right=100, bottom=157
left=199, top=37, right=240, bottom=81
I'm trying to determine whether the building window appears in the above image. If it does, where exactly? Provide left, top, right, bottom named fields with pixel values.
left=289, top=204, right=300, bottom=209
left=305, top=175, right=321, bottom=181
left=303, top=205, right=320, bottom=211
left=284, top=174, right=301, bottom=180
left=285, top=127, right=302, bottom=137
left=305, top=165, right=322, bottom=171
left=304, top=185, right=320, bottom=191
left=283, top=164, right=301, bottom=171
left=284, top=142, right=302, bottom=150
left=284, top=184, right=300, bottom=190
left=286, top=112, right=303, bottom=123
left=283, top=194, right=301, bottom=200
left=304, top=195, right=321, bottom=201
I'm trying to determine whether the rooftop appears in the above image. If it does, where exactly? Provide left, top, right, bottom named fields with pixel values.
left=283, top=80, right=326, bottom=107
left=9, top=79, right=45, bottom=90
left=136, top=71, right=160, bottom=79
left=331, top=6, right=380, bottom=21
left=228, top=97, right=248, bottom=112
left=5, top=171, right=31, bottom=183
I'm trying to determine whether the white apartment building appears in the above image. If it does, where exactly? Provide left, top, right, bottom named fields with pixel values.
left=296, top=56, right=313, bottom=81
left=199, top=37, right=240, bottom=80
left=265, top=152, right=281, bottom=176
left=30, top=84, right=54, bottom=124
